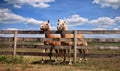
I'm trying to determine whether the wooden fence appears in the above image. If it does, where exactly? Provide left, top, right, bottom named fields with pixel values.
left=0, top=30, right=120, bottom=64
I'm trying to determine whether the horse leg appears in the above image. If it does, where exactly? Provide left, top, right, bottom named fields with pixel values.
left=63, top=49, right=66, bottom=63
left=42, top=49, right=47, bottom=63
left=61, top=49, right=64, bottom=62
left=78, top=49, right=83, bottom=63
left=84, top=42, right=88, bottom=62
left=49, top=48, right=53, bottom=61
left=83, top=49, right=88, bottom=62
left=68, top=49, right=72, bottom=65
left=55, top=49, right=58, bottom=62
left=59, top=49, right=63, bottom=62
left=59, top=49, right=62, bottom=61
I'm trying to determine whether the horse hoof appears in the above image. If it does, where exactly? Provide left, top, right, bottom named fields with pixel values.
left=41, top=58, right=45, bottom=63
left=55, top=59, right=58, bottom=62
left=41, top=61, right=44, bottom=64
left=84, top=58, right=87, bottom=61
left=79, top=58, right=82, bottom=63
left=79, top=60, right=82, bottom=63
left=69, top=62, right=72, bottom=65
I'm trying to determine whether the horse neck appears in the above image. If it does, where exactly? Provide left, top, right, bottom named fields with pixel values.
left=45, top=33, right=52, bottom=38
left=61, top=26, right=68, bottom=37
left=44, top=29, right=53, bottom=38
left=45, top=24, right=53, bottom=38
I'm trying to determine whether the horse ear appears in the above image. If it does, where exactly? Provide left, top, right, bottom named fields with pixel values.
left=58, top=19, right=60, bottom=22
left=48, top=20, right=50, bottom=23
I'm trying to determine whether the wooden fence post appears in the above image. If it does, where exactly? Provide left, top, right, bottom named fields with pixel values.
left=73, top=30, right=77, bottom=64
left=13, top=31, right=17, bottom=58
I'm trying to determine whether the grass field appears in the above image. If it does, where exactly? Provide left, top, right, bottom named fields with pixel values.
left=0, top=49, right=120, bottom=71
left=0, top=41, right=120, bottom=71
left=0, top=56, right=120, bottom=71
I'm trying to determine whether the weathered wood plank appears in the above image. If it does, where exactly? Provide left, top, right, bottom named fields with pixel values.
left=73, top=30, right=77, bottom=64
left=1, top=37, right=120, bottom=43
left=86, top=38, right=120, bottom=42
left=0, top=43, right=119, bottom=50
left=0, top=37, right=14, bottom=41
left=13, top=31, right=17, bottom=58
left=0, top=30, right=15, bottom=34
left=0, top=30, right=73, bottom=34
left=1, top=30, right=120, bottom=34
left=77, top=46, right=120, bottom=50
left=35, top=45, right=71, bottom=49
left=77, top=30, right=120, bottom=34
left=17, top=30, right=74, bottom=34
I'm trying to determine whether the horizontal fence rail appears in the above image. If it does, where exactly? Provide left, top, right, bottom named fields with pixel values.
left=1, top=37, right=120, bottom=42
left=0, top=30, right=120, bottom=64
left=0, top=30, right=120, bottom=34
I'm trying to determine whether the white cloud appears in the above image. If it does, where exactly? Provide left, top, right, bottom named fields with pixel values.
left=90, top=17, right=116, bottom=28
left=5, top=0, right=55, bottom=8
left=51, top=26, right=57, bottom=30
left=64, top=14, right=120, bottom=30
left=32, top=2, right=50, bottom=8
left=5, top=28, right=18, bottom=30
left=0, top=8, right=26, bottom=23
left=0, top=8, right=43, bottom=25
left=26, top=18, right=43, bottom=25
left=114, top=26, right=120, bottom=30
left=65, top=14, right=88, bottom=26
left=90, top=17, right=120, bottom=29
left=93, top=28, right=106, bottom=30
left=115, top=17, right=120, bottom=23
left=13, top=4, right=22, bottom=8
left=93, top=0, right=120, bottom=9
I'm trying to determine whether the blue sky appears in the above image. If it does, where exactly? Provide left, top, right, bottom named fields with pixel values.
left=0, top=0, right=120, bottom=30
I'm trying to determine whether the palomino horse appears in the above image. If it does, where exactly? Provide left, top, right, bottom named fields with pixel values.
left=57, top=19, right=88, bottom=64
left=40, top=20, right=61, bottom=63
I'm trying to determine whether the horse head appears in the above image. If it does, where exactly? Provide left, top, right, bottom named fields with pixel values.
left=40, top=20, right=51, bottom=31
left=57, top=19, right=67, bottom=31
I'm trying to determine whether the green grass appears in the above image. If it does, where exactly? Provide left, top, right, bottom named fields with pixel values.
left=0, top=55, right=24, bottom=64
left=0, top=49, right=120, bottom=71
left=0, top=42, right=120, bottom=71
left=0, top=56, right=119, bottom=71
